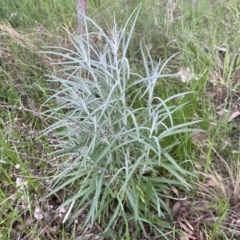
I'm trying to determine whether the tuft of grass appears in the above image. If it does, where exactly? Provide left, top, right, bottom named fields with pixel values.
left=1, top=0, right=240, bottom=239
left=42, top=5, right=201, bottom=238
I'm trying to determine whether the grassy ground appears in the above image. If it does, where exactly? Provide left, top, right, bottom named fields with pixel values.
left=1, top=0, right=240, bottom=239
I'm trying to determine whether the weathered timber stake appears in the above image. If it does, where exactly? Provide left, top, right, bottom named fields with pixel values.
left=76, top=0, right=87, bottom=35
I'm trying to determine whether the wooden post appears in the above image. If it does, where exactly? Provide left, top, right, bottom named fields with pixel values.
left=76, top=0, right=87, bottom=35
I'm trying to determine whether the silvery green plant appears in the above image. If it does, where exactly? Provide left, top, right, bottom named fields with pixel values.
left=42, top=5, right=200, bottom=238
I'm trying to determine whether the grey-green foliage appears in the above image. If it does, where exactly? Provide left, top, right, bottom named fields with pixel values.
left=42, top=5, right=200, bottom=238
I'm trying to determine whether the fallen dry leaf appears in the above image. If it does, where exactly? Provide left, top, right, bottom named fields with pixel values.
left=228, top=105, right=240, bottom=122
left=178, top=219, right=195, bottom=238
left=172, top=201, right=182, bottom=215
left=2, top=25, right=23, bottom=40
left=216, top=108, right=228, bottom=117
left=204, top=178, right=218, bottom=187
left=177, top=67, right=192, bottom=83
left=34, top=206, right=43, bottom=220
left=209, top=71, right=221, bottom=85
